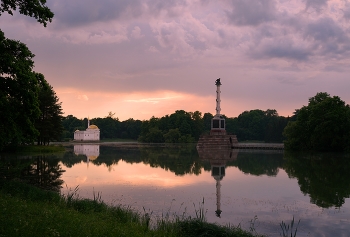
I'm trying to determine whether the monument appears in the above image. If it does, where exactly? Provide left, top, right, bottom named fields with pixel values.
left=196, top=78, right=238, bottom=217
left=196, top=78, right=238, bottom=150
left=211, top=78, right=226, bottom=135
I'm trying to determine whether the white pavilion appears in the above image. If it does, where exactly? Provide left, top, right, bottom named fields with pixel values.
left=74, top=119, right=100, bottom=141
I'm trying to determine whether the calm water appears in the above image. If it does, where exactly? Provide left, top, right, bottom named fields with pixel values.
left=2, top=144, right=350, bottom=237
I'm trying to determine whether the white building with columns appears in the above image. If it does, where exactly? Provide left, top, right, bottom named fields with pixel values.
left=74, top=119, right=100, bottom=141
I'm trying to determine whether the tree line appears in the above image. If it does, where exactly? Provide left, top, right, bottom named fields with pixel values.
left=62, top=109, right=291, bottom=143
left=62, top=91, right=350, bottom=152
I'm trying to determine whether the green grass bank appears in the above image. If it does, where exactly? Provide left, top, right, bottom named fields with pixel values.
left=0, top=180, right=266, bottom=237
left=2, top=144, right=66, bottom=153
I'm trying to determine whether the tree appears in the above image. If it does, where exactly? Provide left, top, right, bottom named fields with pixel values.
left=35, top=73, right=63, bottom=145
left=0, top=30, right=40, bottom=149
left=202, top=112, right=213, bottom=133
left=62, top=115, right=85, bottom=139
left=236, top=109, right=265, bottom=141
left=0, top=0, right=54, bottom=150
left=164, top=128, right=181, bottom=143
left=144, top=127, right=164, bottom=143
left=119, top=118, right=142, bottom=140
left=284, top=92, right=350, bottom=151
left=0, top=0, right=54, bottom=26
left=92, top=116, right=120, bottom=139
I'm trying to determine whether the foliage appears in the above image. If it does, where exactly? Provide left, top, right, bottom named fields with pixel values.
left=283, top=92, right=350, bottom=151
left=174, top=219, right=266, bottom=237
left=0, top=180, right=266, bottom=237
left=92, top=116, right=120, bottom=139
left=0, top=0, right=57, bottom=151
left=226, top=109, right=289, bottom=142
left=0, top=0, right=54, bottom=26
left=35, top=73, right=64, bottom=145
left=119, top=118, right=142, bottom=140
left=14, top=144, right=65, bottom=153
left=61, top=108, right=289, bottom=143
left=280, top=216, right=300, bottom=237
left=0, top=30, right=40, bottom=150
left=61, top=115, right=85, bottom=139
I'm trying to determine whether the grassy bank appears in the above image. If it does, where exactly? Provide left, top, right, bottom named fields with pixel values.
left=2, top=144, right=66, bottom=153
left=0, top=180, right=266, bottom=237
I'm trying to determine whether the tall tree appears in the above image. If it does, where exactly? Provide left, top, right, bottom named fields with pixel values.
left=284, top=92, right=350, bottom=151
left=35, top=73, right=63, bottom=145
left=0, top=0, right=54, bottom=150
left=0, top=31, right=40, bottom=149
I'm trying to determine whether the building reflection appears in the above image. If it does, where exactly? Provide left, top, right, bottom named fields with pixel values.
left=74, top=144, right=100, bottom=166
left=197, top=147, right=238, bottom=218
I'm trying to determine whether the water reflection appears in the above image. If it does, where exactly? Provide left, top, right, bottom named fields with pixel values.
left=74, top=144, right=100, bottom=166
left=197, top=147, right=237, bottom=218
left=284, top=152, right=350, bottom=208
left=234, top=150, right=284, bottom=176
left=63, top=144, right=202, bottom=175
left=0, top=154, right=65, bottom=192
left=2, top=145, right=350, bottom=236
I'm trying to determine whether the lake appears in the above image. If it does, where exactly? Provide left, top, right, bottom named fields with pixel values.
left=2, top=143, right=350, bottom=237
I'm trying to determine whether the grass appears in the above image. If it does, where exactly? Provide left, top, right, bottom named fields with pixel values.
left=100, top=138, right=138, bottom=142
left=280, top=216, right=300, bottom=237
left=0, top=180, right=267, bottom=237
left=4, top=144, right=66, bottom=153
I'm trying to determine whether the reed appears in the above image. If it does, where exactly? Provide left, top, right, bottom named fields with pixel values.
left=1, top=180, right=269, bottom=237
left=280, top=216, right=300, bottom=237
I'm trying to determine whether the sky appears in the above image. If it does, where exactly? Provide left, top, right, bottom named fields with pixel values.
left=1, top=0, right=350, bottom=121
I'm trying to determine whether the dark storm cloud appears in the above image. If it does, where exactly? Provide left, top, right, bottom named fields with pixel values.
left=305, top=17, right=347, bottom=42
left=47, top=0, right=190, bottom=29
left=147, top=0, right=188, bottom=18
left=343, top=3, right=350, bottom=20
left=239, top=5, right=350, bottom=62
left=303, top=0, right=328, bottom=12
left=48, top=0, right=144, bottom=27
left=252, top=40, right=311, bottom=61
left=304, top=17, right=350, bottom=56
left=225, top=0, right=277, bottom=26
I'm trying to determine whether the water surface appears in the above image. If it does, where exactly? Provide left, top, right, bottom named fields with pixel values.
left=2, top=144, right=350, bottom=237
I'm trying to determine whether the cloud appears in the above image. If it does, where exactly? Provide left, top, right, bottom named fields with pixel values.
left=125, top=95, right=180, bottom=104
left=49, top=0, right=144, bottom=28
left=344, top=2, right=350, bottom=20
left=225, top=0, right=277, bottom=26
left=303, top=17, right=350, bottom=58
left=147, top=0, right=188, bottom=18
left=131, top=26, right=144, bottom=39
left=78, top=95, right=89, bottom=101
left=254, top=40, right=311, bottom=61
left=303, top=0, right=328, bottom=13
left=2, top=0, right=350, bottom=120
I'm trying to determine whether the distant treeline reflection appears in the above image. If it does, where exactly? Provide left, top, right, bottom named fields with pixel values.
left=2, top=146, right=350, bottom=208
left=62, top=145, right=285, bottom=176
left=62, top=145, right=350, bottom=208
